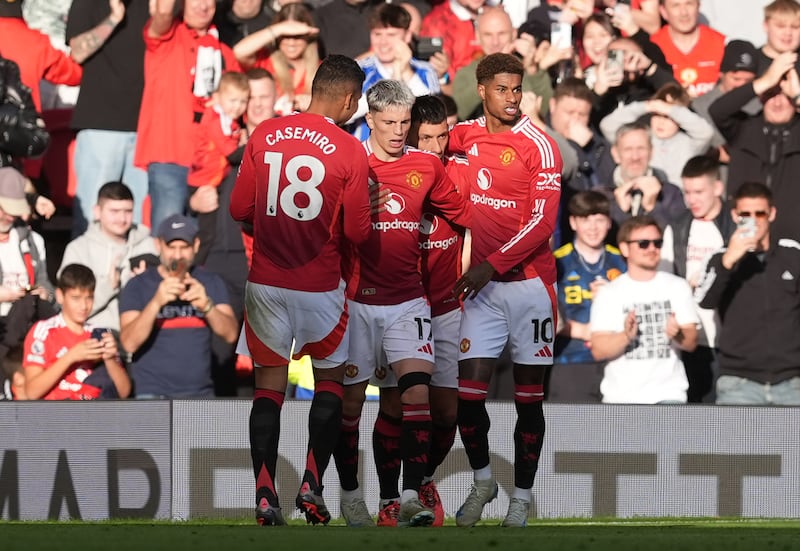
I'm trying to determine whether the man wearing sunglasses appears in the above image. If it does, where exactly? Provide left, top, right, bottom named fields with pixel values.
left=696, top=182, right=800, bottom=405
left=589, top=215, right=699, bottom=403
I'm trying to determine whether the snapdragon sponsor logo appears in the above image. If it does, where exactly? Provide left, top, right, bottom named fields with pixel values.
left=471, top=193, right=517, bottom=210
left=419, top=235, right=459, bottom=250
left=373, top=219, right=421, bottom=232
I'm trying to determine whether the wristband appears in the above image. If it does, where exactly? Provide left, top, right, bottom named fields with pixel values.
left=201, top=298, right=214, bottom=314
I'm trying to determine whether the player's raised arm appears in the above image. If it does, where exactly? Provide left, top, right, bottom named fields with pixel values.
left=426, top=158, right=471, bottom=229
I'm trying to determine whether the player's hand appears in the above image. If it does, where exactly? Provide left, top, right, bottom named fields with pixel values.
left=369, top=179, right=390, bottom=215
left=156, top=276, right=185, bottom=307
left=69, top=338, right=105, bottom=363
left=181, top=274, right=210, bottom=311
left=623, top=310, right=638, bottom=342
left=109, top=0, right=125, bottom=24
left=453, top=260, right=495, bottom=300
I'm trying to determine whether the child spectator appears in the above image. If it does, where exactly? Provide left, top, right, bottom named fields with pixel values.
left=188, top=71, right=250, bottom=265
left=23, top=264, right=131, bottom=400
left=599, top=82, right=714, bottom=189
left=756, top=0, right=800, bottom=76
left=551, top=190, right=627, bottom=403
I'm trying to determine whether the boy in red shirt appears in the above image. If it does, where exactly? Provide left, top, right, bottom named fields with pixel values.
left=189, top=71, right=250, bottom=264
left=23, top=264, right=131, bottom=400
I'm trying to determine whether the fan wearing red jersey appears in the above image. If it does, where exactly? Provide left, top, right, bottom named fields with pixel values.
left=448, top=53, right=563, bottom=528
left=332, top=81, right=470, bottom=529
left=229, top=55, right=372, bottom=527
left=23, top=264, right=131, bottom=401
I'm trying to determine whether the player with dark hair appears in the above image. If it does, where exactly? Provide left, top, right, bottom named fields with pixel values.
left=448, top=53, right=563, bottom=527
left=334, top=81, right=469, bottom=528
left=230, top=54, right=372, bottom=527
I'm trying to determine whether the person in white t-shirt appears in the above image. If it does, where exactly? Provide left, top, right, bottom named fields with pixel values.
left=590, top=215, right=699, bottom=403
left=659, top=156, right=736, bottom=402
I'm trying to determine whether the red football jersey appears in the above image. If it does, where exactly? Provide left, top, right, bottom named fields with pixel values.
left=449, top=115, right=563, bottom=285
left=23, top=314, right=102, bottom=401
left=345, top=144, right=471, bottom=306
left=420, top=155, right=469, bottom=317
left=650, top=25, right=725, bottom=98
left=230, top=112, right=372, bottom=292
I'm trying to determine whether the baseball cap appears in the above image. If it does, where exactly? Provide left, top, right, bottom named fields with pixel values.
left=720, top=40, right=758, bottom=74
left=0, top=167, right=30, bottom=218
left=157, top=214, right=198, bottom=243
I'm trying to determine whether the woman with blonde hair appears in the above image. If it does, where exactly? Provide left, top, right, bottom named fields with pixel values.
left=233, top=3, right=320, bottom=114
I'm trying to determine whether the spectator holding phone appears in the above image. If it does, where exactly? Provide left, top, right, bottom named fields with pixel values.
left=119, top=214, right=238, bottom=398
left=348, top=3, right=441, bottom=140
left=696, top=182, right=800, bottom=405
left=58, top=182, right=157, bottom=332
left=0, top=167, right=54, bottom=391
left=22, top=264, right=131, bottom=400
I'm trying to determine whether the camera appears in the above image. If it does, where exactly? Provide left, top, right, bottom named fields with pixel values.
left=415, top=36, right=443, bottom=62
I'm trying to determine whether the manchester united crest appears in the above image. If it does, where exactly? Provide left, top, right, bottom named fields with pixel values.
left=375, top=366, right=387, bottom=380
left=680, top=67, right=698, bottom=85
left=460, top=338, right=471, bottom=353
left=345, top=364, right=359, bottom=379
left=499, top=148, right=516, bottom=166
left=406, top=170, right=423, bottom=189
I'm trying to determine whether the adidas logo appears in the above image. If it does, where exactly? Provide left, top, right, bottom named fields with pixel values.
left=782, top=270, right=794, bottom=281
left=467, top=144, right=478, bottom=156
left=417, top=342, right=433, bottom=355
left=533, top=346, right=552, bottom=358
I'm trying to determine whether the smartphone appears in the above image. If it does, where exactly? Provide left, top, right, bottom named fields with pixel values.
left=91, top=328, right=108, bottom=341
left=550, top=22, right=572, bottom=49
left=607, top=49, right=625, bottom=70
left=737, top=217, right=756, bottom=239
left=416, top=36, right=443, bottom=61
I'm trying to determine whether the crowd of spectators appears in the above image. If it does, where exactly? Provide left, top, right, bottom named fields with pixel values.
left=0, top=0, right=798, bottom=406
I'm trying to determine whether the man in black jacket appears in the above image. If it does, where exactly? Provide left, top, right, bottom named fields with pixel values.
left=696, top=182, right=800, bottom=405
left=709, top=51, right=800, bottom=241
left=660, top=156, right=736, bottom=402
